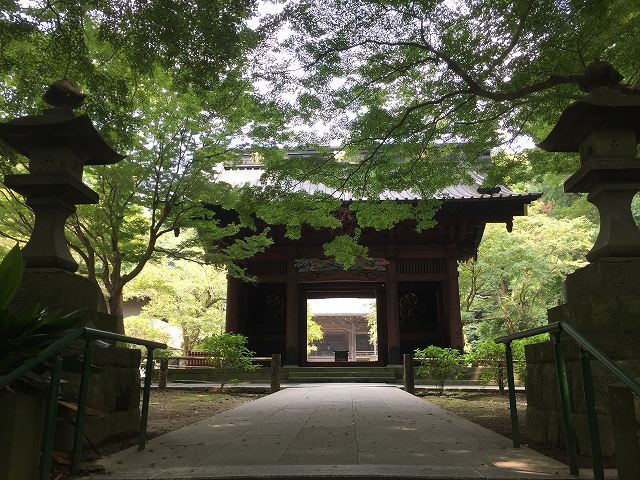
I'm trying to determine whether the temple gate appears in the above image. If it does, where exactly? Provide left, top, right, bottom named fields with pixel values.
left=215, top=158, right=539, bottom=366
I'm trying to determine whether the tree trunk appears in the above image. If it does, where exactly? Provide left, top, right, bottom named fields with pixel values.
left=158, top=358, right=169, bottom=390
left=108, top=288, right=125, bottom=334
left=182, top=336, right=193, bottom=356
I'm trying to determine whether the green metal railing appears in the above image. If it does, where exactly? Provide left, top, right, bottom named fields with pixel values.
left=0, top=327, right=167, bottom=479
left=496, top=321, right=640, bottom=480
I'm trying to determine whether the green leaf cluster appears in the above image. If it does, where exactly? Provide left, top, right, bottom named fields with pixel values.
left=459, top=205, right=593, bottom=344
left=124, top=257, right=227, bottom=355
left=199, top=333, right=257, bottom=388
left=414, top=345, right=464, bottom=394
left=306, top=308, right=324, bottom=354
left=322, top=234, right=369, bottom=270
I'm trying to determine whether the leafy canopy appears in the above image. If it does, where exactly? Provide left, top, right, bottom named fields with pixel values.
left=257, top=0, right=640, bottom=192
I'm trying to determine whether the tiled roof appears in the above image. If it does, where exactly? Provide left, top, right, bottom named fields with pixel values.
left=214, top=165, right=540, bottom=202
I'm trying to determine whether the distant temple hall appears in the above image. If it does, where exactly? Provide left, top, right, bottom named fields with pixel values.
left=213, top=153, right=540, bottom=366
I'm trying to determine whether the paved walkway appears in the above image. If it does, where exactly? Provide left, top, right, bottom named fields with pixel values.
left=151, top=382, right=525, bottom=392
left=92, top=385, right=584, bottom=479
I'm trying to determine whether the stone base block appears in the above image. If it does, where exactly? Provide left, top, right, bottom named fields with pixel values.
left=11, top=268, right=109, bottom=315
left=0, top=391, right=46, bottom=480
left=525, top=337, right=638, bottom=456
left=56, top=347, right=141, bottom=451
left=560, top=259, right=640, bottom=333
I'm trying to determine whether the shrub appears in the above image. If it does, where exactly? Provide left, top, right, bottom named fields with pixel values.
left=414, top=345, right=464, bottom=394
left=511, top=334, right=549, bottom=386
left=199, top=333, right=257, bottom=387
left=468, top=340, right=506, bottom=394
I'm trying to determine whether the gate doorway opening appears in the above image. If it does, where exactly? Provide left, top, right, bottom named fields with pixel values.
left=306, top=294, right=378, bottom=363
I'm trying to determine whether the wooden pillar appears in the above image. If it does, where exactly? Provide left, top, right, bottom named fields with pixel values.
left=285, top=257, right=299, bottom=365
left=225, top=276, right=240, bottom=333
left=447, top=258, right=464, bottom=349
left=386, top=258, right=401, bottom=364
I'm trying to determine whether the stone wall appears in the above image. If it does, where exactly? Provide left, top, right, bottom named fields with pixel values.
left=55, top=346, right=141, bottom=450
left=525, top=335, right=640, bottom=456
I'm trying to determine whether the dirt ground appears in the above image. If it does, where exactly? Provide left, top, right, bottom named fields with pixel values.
left=54, top=389, right=261, bottom=479
left=419, top=391, right=614, bottom=469
left=145, top=390, right=262, bottom=437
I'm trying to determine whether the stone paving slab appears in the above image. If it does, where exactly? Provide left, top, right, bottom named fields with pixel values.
left=89, top=385, right=603, bottom=480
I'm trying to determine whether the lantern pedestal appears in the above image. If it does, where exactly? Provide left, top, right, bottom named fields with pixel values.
left=526, top=67, right=640, bottom=457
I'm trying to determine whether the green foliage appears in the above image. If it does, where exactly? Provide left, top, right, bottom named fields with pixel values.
left=199, top=333, right=257, bottom=388
left=124, top=256, right=227, bottom=355
left=367, top=303, right=377, bottom=346
left=467, top=340, right=506, bottom=394
left=153, top=348, right=175, bottom=360
left=460, top=207, right=593, bottom=345
left=0, top=3, right=283, bottom=326
left=257, top=0, right=640, bottom=188
left=123, top=316, right=172, bottom=350
left=255, top=192, right=342, bottom=240
left=306, top=309, right=324, bottom=354
left=323, top=233, right=369, bottom=270
left=414, top=346, right=464, bottom=394
left=350, top=202, right=414, bottom=231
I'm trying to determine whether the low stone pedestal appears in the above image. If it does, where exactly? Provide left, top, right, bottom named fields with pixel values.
left=0, top=391, right=46, bottom=480
left=56, top=347, right=142, bottom=449
left=525, top=335, right=640, bottom=455
left=12, top=268, right=109, bottom=313
left=548, top=260, right=640, bottom=333
left=525, top=259, right=640, bottom=456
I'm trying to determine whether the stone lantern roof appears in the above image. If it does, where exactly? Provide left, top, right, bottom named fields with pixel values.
left=538, top=63, right=640, bottom=153
left=0, top=80, right=124, bottom=165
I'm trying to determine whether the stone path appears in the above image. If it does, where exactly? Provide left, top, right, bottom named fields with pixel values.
left=151, top=382, right=525, bottom=392
left=91, top=384, right=585, bottom=479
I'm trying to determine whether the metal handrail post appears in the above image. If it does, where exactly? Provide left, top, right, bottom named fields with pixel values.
left=552, top=332, right=579, bottom=476
left=505, top=341, right=520, bottom=448
left=39, top=354, right=63, bottom=480
left=138, top=347, right=155, bottom=450
left=71, top=338, right=94, bottom=474
left=580, top=349, right=604, bottom=480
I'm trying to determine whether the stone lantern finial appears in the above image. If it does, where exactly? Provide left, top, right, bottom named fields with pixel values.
left=43, top=79, right=86, bottom=109
left=577, top=61, right=624, bottom=92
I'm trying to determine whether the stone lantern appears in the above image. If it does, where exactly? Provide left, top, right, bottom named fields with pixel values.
left=537, top=63, right=640, bottom=334
left=539, top=64, right=640, bottom=264
left=0, top=80, right=124, bottom=316
left=0, top=82, right=142, bottom=452
left=524, top=63, right=640, bottom=456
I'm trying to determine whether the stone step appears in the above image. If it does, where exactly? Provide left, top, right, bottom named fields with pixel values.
left=286, top=374, right=398, bottom=380
left=287, top=376, right=397, bottom=383
left=288, top=370, right=396, bottom=378
left=282, top=367, right=400, bottom=375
